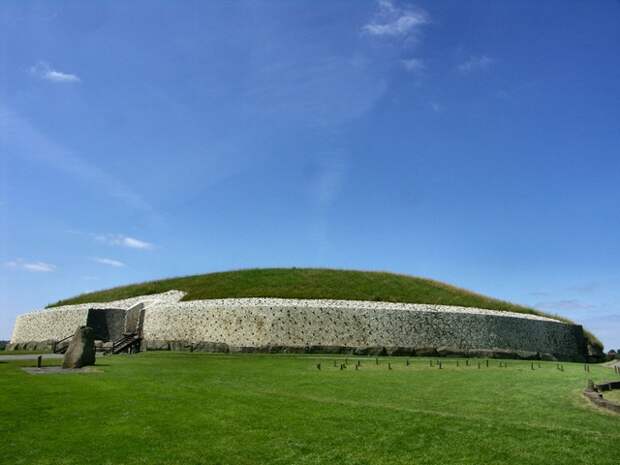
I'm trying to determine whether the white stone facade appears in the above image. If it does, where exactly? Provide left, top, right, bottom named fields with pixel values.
left=10, top=290, right=588, bottom=361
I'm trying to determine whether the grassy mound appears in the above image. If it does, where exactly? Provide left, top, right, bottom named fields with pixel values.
left=47, top=268, right=602, bottom=349
left=50, top=267, right=536, bottom=313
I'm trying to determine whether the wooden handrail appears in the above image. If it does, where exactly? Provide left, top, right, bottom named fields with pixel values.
left=56, top=334, right=73, bottom=344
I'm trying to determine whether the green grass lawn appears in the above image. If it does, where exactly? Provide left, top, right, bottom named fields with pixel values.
left=47, top=268, right=541, bottom=315
left=0, top=353, right=618, bottom=465
left=603, top=389, right=620, bottom=403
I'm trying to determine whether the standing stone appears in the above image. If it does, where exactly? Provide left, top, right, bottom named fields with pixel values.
left=62, top=326, right=96, bottom=369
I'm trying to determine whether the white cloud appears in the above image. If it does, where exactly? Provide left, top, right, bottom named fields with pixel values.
left=430, top=102, right=442, bottom=113
left=29, top=62, right=80, bottom=83
left=95, top=234, right=154, bottom=250
left=363, top=0, right=429, bottom=37
left=401, top=58, right=425, bottom=73
left=92, top=257, right=125, bottom=267
left=457, top=55, right=493, bottom=74
left=5, top=259, right=56, bottom=272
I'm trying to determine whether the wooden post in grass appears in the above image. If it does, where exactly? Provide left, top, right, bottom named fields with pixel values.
left=388, top=362, right=392, bottom=370
left=406, top=359, right=410, bottom=366
left=317, top=363, right=321, bottom=370
left=486, top=359, right=489, bottom=368
left=37, top=355, right=42, bottom=368
left=438, top=361, right=442, bottom=369
left=376, top=358, right=379, bottom=366
left=466, top=359, right=469, bottom=366
left=531, top=362, right=534, bottom=370
left=456, top=360, right=460, bottom=367
left=430, top=360, right=433, bottom=367
left=340, top=363, right=344, bottom=370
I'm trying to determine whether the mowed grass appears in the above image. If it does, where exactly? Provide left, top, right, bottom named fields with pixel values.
left=0, top=353, right=618, bottom=465
left=47, top=268, right=553, bottom=316
left=603, top=389, right=620, bottom=403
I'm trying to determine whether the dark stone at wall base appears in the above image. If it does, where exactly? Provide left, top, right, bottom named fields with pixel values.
left=514, top=350, right=540, bottom=360
left=539, top=352, right=558, bottom=361
left=146, top=340, right=170, bottom=351
left=141, top=339, right=589, bottom=362
left=169, top=341, right=192, bottom=352
left=192, top=342, right=229, bottom=353
left=415, top=347, right=439, bottom=357
left=386, top=346, right=415, bottom=356
left=62, top=326, right=96, bottom=369
left=436, top=347, right=466, bottom=357
left=491, top=349, right=520, bottom=359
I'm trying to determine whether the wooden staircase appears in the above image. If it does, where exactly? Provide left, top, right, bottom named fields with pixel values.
left=53, top=334, right=73, bottom=354
left=107, top=332, right=141, bottom=354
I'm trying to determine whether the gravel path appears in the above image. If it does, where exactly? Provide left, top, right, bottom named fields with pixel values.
left=0, top=353, right=63, bottom=361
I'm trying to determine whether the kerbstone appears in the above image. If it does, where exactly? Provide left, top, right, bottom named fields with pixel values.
left=62, top=326, right=96, bottom=369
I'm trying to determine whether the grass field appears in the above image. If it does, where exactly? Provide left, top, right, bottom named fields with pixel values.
left=603, top=389, right=620, bottom=403
left=1, top=353, right=618, bottom=465
left=47, top=268, right=540, bottom=314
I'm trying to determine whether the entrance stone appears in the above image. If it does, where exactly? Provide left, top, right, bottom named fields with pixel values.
left=62, top=326, right=96, bottom=369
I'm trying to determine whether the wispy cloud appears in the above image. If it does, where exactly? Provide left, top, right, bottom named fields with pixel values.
left=567, top=282, right=601, bottom=293
left=363, top=0, right=429, bottom=38
left=306, top=153, right=347, bottom=209
left=1, top=106, right=151, bottom=211
left=5, top=259, right=56, bottom=272
left=457, top=55, right=493, bottom=74
left=535, top=299, right=596, bottom=312
left=401, top=58, right=425, bottom=73
left=95, top=234, right=154, bottom=250
left=29, top=61, right=80, bottom=83
left=92, top=257, right=125, bottom=267
left=430, top=102, right=442, bottom=113
left=245, top=56, right=388, bottom=127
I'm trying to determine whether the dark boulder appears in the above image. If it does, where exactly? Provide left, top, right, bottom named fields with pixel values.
left=62, top=326, right=96, bottom=369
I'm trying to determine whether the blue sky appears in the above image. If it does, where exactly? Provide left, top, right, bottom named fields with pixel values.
left=1, top=1, right=619, bottom=348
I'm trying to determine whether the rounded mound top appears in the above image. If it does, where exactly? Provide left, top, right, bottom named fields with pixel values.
left=49, top=267, right=538, bottom=315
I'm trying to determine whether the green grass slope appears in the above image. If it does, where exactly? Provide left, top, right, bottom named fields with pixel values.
left=50, top=267, right=535, bottom=313
left=0, top=353, right=618, bottom=465
left=47, top=268, right=602, bottom=349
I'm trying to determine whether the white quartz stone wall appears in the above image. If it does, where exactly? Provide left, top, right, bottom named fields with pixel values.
left=142, top=298, right=585, bottom=360
left=10, top=291, right=587, bottom=360
left=10, top=291, right=183, bottom=343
